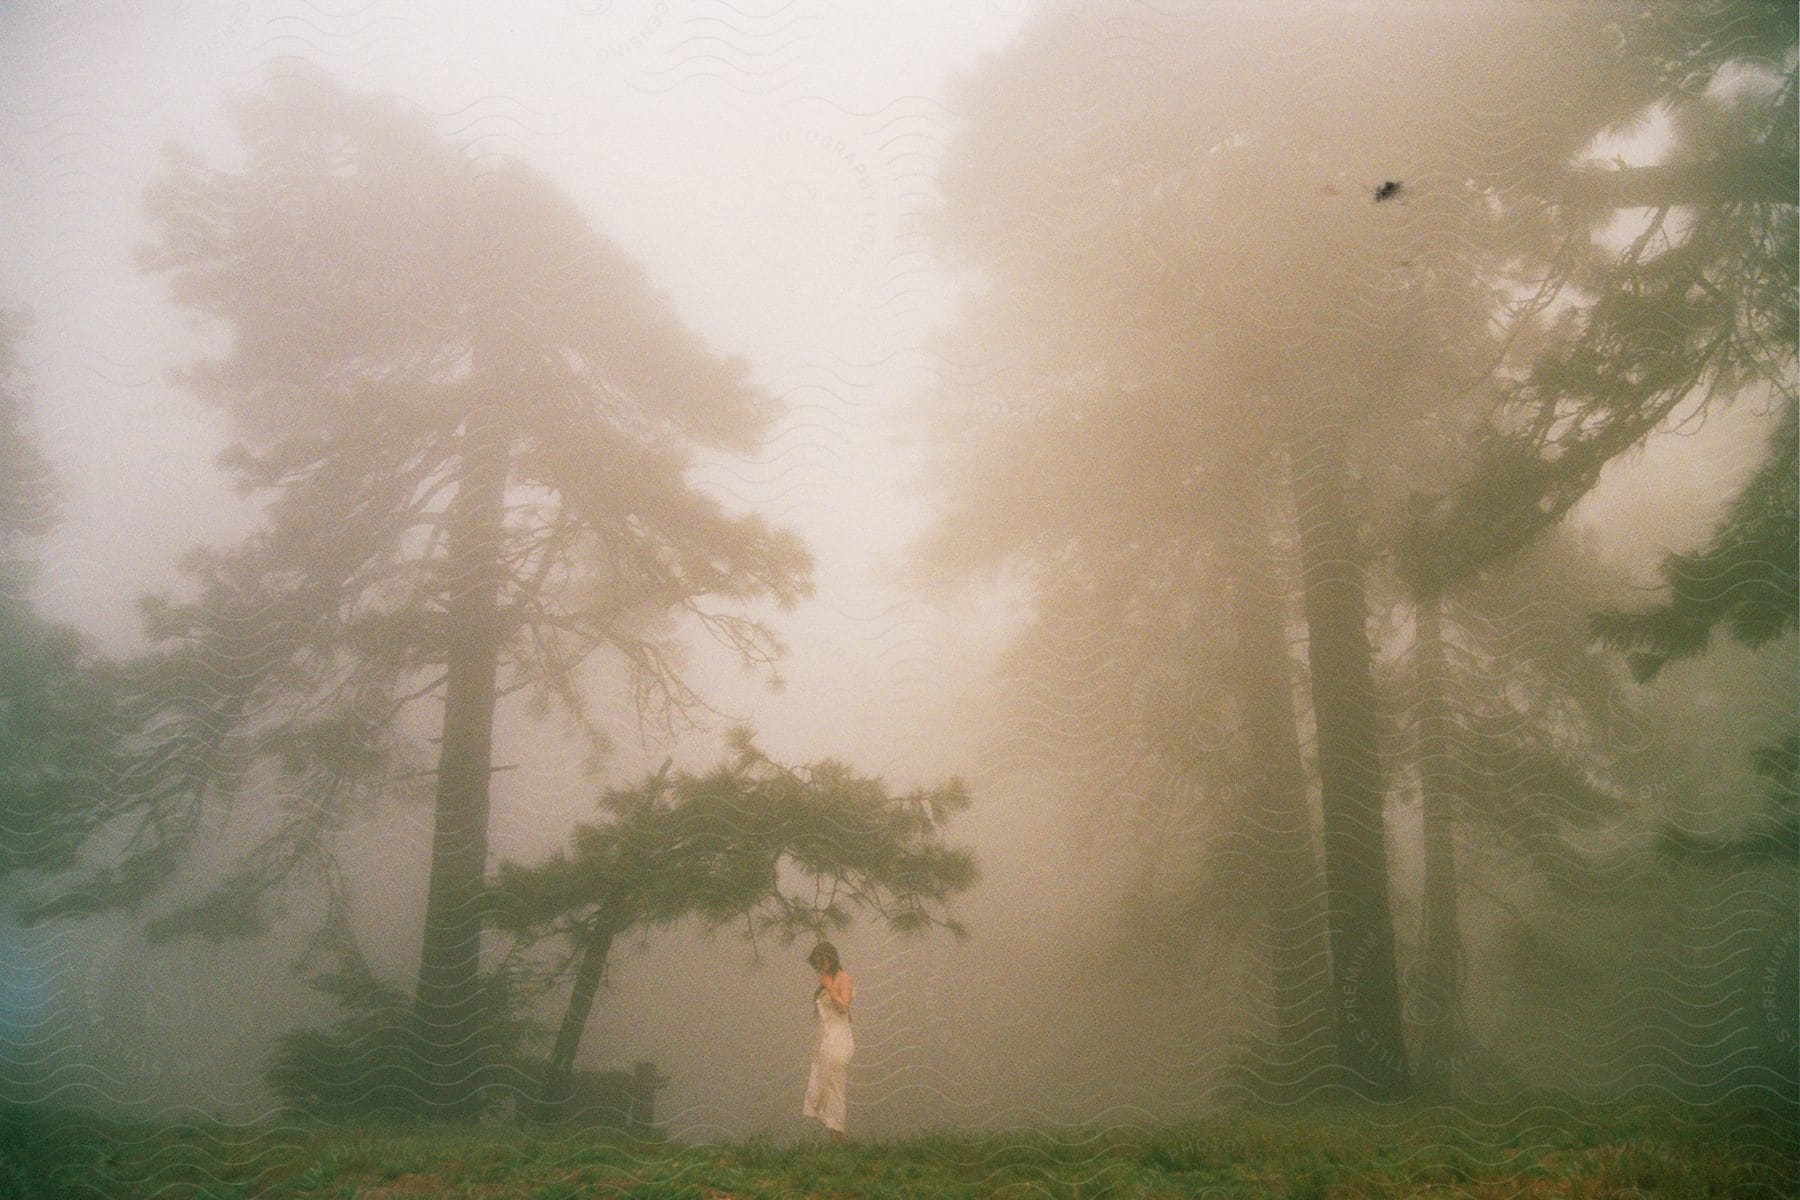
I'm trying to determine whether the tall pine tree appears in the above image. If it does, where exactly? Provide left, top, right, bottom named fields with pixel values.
left=26, top=72, right=813, bottom=1117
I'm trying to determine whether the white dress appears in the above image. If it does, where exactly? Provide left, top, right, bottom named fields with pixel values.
left=802, top=989, right=854, bottom=1132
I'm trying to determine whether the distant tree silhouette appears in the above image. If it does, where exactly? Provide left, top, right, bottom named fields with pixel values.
left=918, top=0, right=1677, bottom=1100
left=0, top=309, right=119, bottom=885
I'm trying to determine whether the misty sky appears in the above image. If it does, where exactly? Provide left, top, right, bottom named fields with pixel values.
left=1, top=0, right=1787, bottom=1140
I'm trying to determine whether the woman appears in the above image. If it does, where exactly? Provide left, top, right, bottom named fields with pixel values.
left=802, top=941, right=854, bottom=1140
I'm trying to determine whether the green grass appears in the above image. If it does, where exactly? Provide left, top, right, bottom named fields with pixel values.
left=2, top=1099, right=1794, bottom=1198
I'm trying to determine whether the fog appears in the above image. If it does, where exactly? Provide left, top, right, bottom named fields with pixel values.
left=2, top=0, right=1794, bottom=1144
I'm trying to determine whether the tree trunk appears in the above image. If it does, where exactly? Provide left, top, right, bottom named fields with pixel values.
left=535, top=921, right=617, bottom=1119
left=1413, top=589, right=1466, bottom=1094
left=413, top=398, right=510, bottom=1119
left=1287, top=432, right=1413, bottom=1100
left=1223, top=457, right=1334, bottom=1098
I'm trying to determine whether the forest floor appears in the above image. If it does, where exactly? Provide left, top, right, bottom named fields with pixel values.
left=2, top=1097, right=1795, bottom=1198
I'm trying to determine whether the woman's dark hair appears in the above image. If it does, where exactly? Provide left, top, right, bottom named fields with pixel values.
left=807, top=941, right=842, bottom=975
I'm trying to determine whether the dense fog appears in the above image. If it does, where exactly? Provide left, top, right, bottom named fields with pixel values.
left=1, top=1, right=1793, bottom=1143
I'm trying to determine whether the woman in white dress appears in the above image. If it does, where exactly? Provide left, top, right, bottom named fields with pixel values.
left=802, top=941, right=854, bottom=1140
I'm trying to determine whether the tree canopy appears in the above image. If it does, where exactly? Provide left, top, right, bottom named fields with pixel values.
left=491, top=729, right=979, bottom=955
left=1401, top=2, right=1796, bottom=593
left=20, top=69, right=814, bottom=940
left=1591, top=400, right=1796, bottom=681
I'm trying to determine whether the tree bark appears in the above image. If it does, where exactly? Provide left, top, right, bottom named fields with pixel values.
left=1413, top=589, right=1466, bottom=1094
left=1223, top=456, right=1334, bottom=1098
left=1287, top=431, right=1413, bottom=1100
left=535, top=920, right=617, bottom=1119
left=413, top=396, right=510, bottom=1119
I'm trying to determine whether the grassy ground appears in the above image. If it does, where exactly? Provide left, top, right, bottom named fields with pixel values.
left=2, top=1099, right=1794, bottom=1199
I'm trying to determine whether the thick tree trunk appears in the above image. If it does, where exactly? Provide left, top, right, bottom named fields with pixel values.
left=1287, top=432, right=1413, bottom=1100
left=413, top=399, right=510, bottom=1119
left=1223, top=458, right=1334, bottom=1098
left=535, top=922, right=617, bottom=1119
left=1413, top=589, right=1466, bottom=1094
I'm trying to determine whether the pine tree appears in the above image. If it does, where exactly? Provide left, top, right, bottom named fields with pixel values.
left=25, top=71, right=812, bottom=1117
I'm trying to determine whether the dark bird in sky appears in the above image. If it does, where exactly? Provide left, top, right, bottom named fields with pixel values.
left=1374, top=180, right=1402, bottom=201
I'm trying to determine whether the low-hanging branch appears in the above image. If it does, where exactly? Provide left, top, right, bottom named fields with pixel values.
left=1559, top=149, right=1798, bottom=211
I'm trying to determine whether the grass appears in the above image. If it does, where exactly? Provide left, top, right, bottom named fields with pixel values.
left=1, top=1098, right=1794, bottom=1198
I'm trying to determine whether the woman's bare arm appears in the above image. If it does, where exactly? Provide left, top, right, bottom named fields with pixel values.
left=824, top=970, right=854, bottom=1012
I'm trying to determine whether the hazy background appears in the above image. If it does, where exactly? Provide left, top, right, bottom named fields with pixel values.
left=1, top=0, right=1792, bottom=1141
